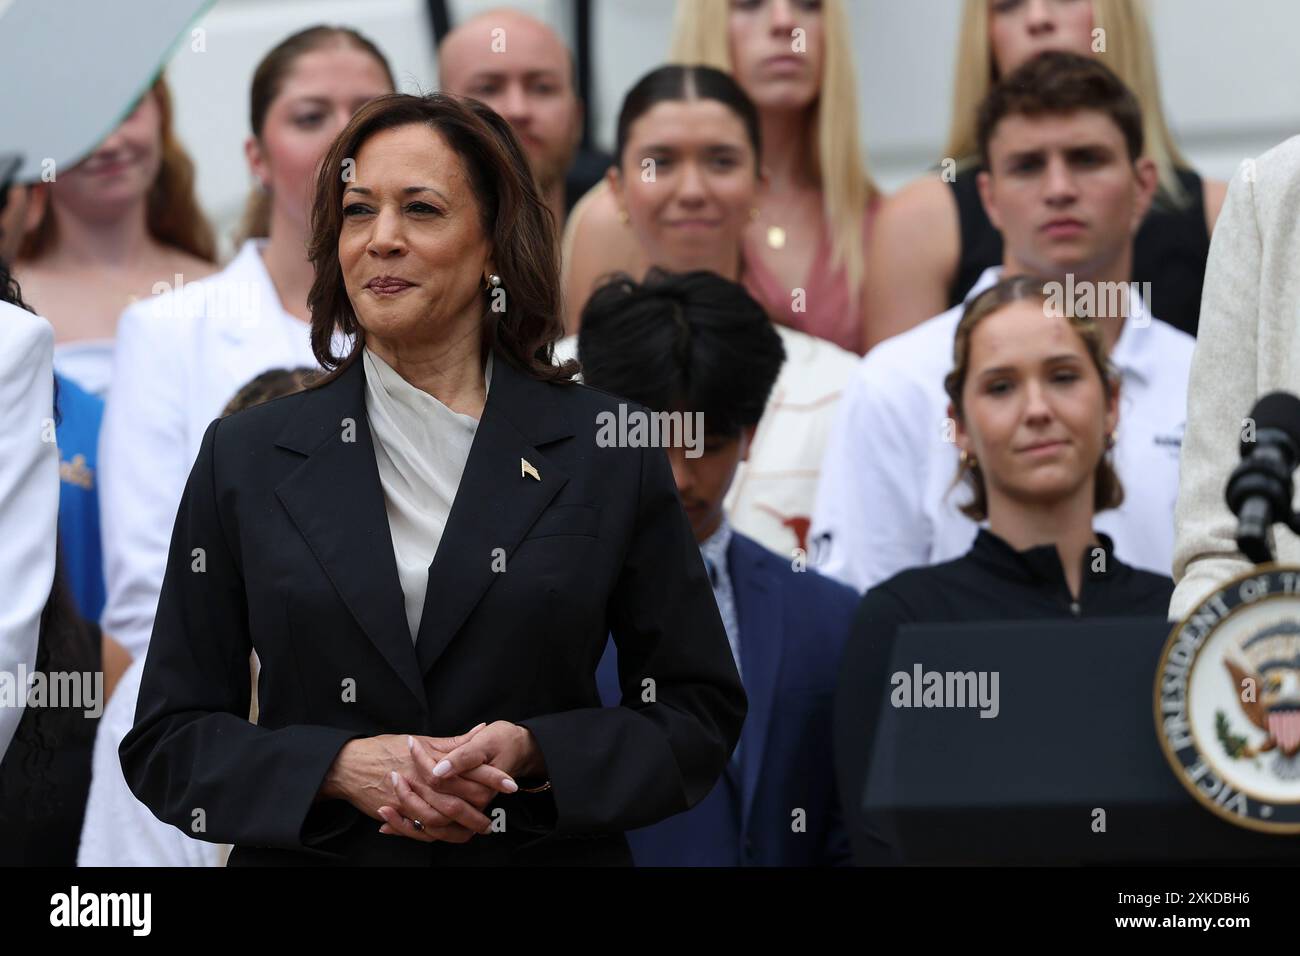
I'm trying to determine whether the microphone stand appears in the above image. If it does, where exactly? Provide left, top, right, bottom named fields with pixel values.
left=1226, top=449, right=1300, bottom=565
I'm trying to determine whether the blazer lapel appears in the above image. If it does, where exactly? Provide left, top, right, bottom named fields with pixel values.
left=273, top=358, right=427, bottom=711
left=733, top=539, right=784, bottom=836
left=414, top=355, right=573, bottom=676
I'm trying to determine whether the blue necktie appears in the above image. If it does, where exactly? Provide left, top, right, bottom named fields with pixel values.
left=705, top=555, right=743, bottom=774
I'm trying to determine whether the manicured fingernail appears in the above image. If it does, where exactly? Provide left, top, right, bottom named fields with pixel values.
left=390, top=771, right=401, bottom=787
left=407, top=735, right=415, bottom=752
left=501, top=777, right=518, bottom=793
left=433, top=760, right=452, bottom=777
left=471, top=722, right=486, bottom=732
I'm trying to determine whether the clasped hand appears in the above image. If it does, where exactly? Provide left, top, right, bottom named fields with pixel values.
left=321, top=720, right=545, bottom=844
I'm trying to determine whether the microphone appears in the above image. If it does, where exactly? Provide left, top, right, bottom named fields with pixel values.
left=1225, top=392, right=1300, bottom=564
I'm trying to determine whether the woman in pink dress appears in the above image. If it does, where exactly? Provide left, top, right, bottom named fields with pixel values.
left=564, top=0, right=881, bottom=354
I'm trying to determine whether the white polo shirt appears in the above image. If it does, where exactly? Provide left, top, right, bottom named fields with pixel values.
left=810, top=266, right=1193, bottom=593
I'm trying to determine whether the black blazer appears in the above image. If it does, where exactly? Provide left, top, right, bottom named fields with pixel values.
left=119, top=350, right=746, bottom=866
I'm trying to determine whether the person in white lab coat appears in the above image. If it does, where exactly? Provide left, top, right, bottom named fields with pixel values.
left=0, top=176, right=59, bottom=761
left=99, top=26, right=395, bottom=658
left=0, top=300, right=58, bottom=763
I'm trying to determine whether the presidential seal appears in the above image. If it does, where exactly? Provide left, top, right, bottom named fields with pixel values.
left=1156, top=566, right=1300, bottom=833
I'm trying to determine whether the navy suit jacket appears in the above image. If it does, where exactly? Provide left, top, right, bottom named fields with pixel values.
left=598, top=531, right=855, bottom=866
left=120, top=353, right=745, bottom=866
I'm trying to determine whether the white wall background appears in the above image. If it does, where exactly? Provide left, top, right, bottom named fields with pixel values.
left=161, top=0, right=1300, bottom=258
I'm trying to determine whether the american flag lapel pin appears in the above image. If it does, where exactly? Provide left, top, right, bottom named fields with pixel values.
left=521, top=458, right=540, bottom=481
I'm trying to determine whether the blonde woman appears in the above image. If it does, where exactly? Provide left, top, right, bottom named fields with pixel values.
left=866, top=0, right=1226, bottom=348
left=15, top=74, right=217, bottom=398
left=563, top=0, right=880, bottom=354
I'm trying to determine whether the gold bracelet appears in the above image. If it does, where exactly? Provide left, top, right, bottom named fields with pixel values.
left=520, top=780, right=552, bottom=793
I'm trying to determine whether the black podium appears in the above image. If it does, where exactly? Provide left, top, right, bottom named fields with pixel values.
left=861, top=617, right=1300, bottom=863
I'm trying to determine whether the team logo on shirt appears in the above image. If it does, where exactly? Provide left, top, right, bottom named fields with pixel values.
left=1156, top=567, right=1300, bottom=832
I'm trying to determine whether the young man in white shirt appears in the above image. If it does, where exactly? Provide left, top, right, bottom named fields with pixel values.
left=812, top=52, right=1194, bottom=593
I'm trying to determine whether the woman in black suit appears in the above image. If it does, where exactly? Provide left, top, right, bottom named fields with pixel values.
left=119, top=93, right=746, bottom=866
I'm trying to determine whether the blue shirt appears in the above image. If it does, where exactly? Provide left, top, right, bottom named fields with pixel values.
left=698, top=517, right=740, bottom=679
left=54, top=374, right=105, bottom=623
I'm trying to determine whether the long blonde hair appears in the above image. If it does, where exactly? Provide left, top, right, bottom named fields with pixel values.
left=946, top=0, right=1189, bottom=205
left=669, top=0, right=878, bottom=306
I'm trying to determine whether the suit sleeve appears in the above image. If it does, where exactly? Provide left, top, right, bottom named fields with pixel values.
left=811, top=362, right=933, bottom=593
left=79, top=659, right=223, bottom=866
left=0, top=311, right=58, bottom=762
left=99, top=303, right=193, bottom=658
left=517, top=442, right=747, bottom=836
left=1170, top=165, right=1262, bottom=621
left=119, top=417, right=362, bottom=856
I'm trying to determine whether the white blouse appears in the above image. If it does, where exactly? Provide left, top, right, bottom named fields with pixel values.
left=363, top=347, right=492, bottom=642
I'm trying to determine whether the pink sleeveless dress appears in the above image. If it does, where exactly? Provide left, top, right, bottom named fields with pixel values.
left=741, top=199, right=878, bottom=355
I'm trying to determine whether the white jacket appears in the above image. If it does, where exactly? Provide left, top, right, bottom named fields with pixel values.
left=98, top=240, right=319, bottom=657
left=0, top=303, right=59, bottom=761
left=1171, top=136, right=1300, bottom=621
left=812, top=266, right=1194, bottom=594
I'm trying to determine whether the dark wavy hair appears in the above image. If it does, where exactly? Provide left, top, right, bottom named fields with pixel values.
left=0, top=259, right=25, bottom=315
left=306, top=92, right=576, bottom=384
left=578, top=268, right=785, bottom=437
